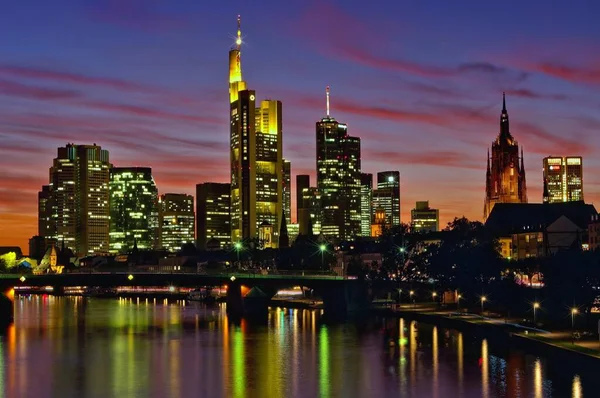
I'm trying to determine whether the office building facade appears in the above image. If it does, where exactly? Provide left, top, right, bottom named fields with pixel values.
left=283, top=159, right=291, bottom=225
left=543, top=156, right=583, bottom=203
left=360, top=173, right=373, bottom=237
left=196, top=183, right=231, bottom=249
left=159, top=193, right=195, bottom=252
left=374, top=171, right=400, bottom=227
left=410, top=201, right=439, bottom=232
left=39, top=144, right=111, bottom=256
left=109, top=167, right=158, bottom=253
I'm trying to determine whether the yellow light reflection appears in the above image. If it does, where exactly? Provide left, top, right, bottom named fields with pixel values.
left=399, top=318, right=407, bottom=395
left=232, top=327, right=245, bottom=398
left=481, top=339, right=489, bottom=398
left=410, top=321, right=417, bottom=392
left=533, top=359, right=543, bottom=398
left=572, top=375, right=582, bottom=398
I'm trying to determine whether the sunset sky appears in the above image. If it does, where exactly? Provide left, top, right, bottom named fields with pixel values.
left=2, top=0, right=600, bottom=252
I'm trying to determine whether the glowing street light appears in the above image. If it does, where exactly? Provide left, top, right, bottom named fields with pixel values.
left=533, top=302, right=540, bottom=325
left=432, top=291, right=438, bottom=304
left=409, top=290, right=415, bottom=309
left=230, top=275, right=236, bottom=282
left=319, top=244, right=327, bottom=270
left=480, top=296, right=487, bottom=315
left=457, top=294, right=462, bottom=312
left=19, top=276, right=26, bottom=283
left=571, top=308, right=579, bottom=343
left=127, top=274, right=134, bottom=281
left=234, top=242, right=243, bottom=264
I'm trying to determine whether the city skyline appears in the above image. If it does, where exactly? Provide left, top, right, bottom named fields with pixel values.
left=2, top=1, right=600, bottom=251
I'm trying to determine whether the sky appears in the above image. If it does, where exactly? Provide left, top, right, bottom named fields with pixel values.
left=2, top=0, right=600, bottom=252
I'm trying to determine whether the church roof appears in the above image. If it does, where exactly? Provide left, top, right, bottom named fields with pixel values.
left=485, top=201, right=597, bottom=235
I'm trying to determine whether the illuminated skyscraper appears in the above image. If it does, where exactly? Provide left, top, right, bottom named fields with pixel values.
left=374, top=171, right=400, bottom=226
left=410, top=201, right=439, bottom=232
left=196, top=183, right=231, bottom=249
left=109, top=167, right=158, bottom=253
left=484, top=93, right=527, bottom=220
left=283, top=159, right=291, bottom=225
left=159, top=193, right=195, bottom=252
left=40, top=144, right=111, bottom=256
left=229, top=16, right=283, bottom=246
left=300, top=187, right=321, bottom=236
left=543, top=156, right=583, bottom=203
left=360, top=173, right=373, bottom=237
left=316, top=87, right=361, bottom=241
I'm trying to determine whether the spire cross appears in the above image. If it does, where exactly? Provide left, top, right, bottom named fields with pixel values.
left=326, top=86, right=330, bottom=117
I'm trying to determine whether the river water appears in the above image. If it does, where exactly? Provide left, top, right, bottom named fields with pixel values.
left=0, top=296, right=593, bottom=397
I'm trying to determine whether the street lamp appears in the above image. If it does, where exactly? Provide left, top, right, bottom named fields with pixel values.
left=234, top=242, right=242, bottom=264
left=533, top=302, right=540, bottom=325
left=409, top=290, right=415, bottom=309
left=432, top=291, right=437, bottom=303
left=571, top=308, right=578, bottom=344
left=397, top=288, right=402, bottom=306
left=319, top=244, right=327, bottom=270
left=480, top=296, right=487, bottom=315
left=457, top=294, right=462, bottom=313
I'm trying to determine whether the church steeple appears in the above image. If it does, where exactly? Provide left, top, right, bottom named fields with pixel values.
left=499, top=92, right=513, bottom=144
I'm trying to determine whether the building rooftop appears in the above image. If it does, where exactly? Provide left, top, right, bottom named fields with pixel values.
left=485, top=201, right=598, bottom=235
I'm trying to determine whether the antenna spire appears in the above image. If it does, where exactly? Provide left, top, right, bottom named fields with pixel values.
left=326, top=86, right=330, bottom=117
left=236, top=15, right=242, bottom=50
left=502, top=92, right=506, bottom=112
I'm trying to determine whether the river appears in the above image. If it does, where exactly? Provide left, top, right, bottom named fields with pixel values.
left=0, top=295, right=593, bottom=397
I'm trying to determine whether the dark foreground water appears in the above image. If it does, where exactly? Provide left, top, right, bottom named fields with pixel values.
left=0, top=296, right=593, bottom=397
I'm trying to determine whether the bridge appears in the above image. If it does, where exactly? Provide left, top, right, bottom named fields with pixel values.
left=0, top=271, right=371, bottom=322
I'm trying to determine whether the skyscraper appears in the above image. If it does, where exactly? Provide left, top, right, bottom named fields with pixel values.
left=360, top=173, right=373, bottom=237
left=40, top=144, right=111, bottom=256
left=484, top=93, right=527, bottom=220
left=299, top=187, right=321, bottom=236
left=282, top=159, right=291, bottom=225
left=38, top=185, right=52, bottom=239
left=296, top=174, right=310, bottom=224
left=109, top=167, right=158, bottom=253
left=159, top=193, right=195, bottom=252
left=410, top=201, right=439, bottom=232
left=543, top=156, right=583, bottom=203
left=196, top=183, right=231, bottom=249
left=374, top=171, right=400, bottom=226
left=316, top=87, right=361, bottom=241
left=229, top=16, right=283, bottom=246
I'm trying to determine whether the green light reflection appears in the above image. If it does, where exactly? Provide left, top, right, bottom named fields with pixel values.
left=232, top=327, right=245, bottom=398
left=319, top=326, right=330, bottom=398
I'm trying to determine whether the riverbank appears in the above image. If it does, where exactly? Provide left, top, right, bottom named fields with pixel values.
left=378, top=305, right=600, bottom=366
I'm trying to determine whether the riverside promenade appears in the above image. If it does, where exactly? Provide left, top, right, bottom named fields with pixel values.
left=382, top=303, right=600, bottom=361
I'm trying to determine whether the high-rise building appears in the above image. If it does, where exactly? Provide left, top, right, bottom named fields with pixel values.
left=316, top=87, right=361, bottom=241
left=410, top=201, right=439, bottom=232
left=296, top=175, right=310, bottom=224
left=40, top=144, right=111, bottom=256
left=360, top=173, right=373, bottom=237
left=38, top=185, right=52, bottom=239
left=229, top=16, right=283, bottom=247
left=109, top=167, right=158, bottom=253
left=374, top=171, right=400, bottom=226
left=299, top=187, right=321, bottom=236
left=159, top=193, right=195, bottom=252
left=543, top=156, right=583, bottom=203
left=484, top=93, right=527, bottom=220
left=282, top=159, right=291, bottom=225
left=196, top=183, right=231, bottom=249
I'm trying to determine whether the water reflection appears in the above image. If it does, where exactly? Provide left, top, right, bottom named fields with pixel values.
left=0, top=296, right=595, bottom=397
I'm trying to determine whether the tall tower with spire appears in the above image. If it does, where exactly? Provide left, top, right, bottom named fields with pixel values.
left=229, top=16, right=283, bottom=246
left=484, top=93, right=527, bottom=220
left=316, top=87, right=362, bottom=241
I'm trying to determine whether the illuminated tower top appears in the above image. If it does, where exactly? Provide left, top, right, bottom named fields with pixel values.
left=326, top=86, right=330, bottom=118
left=498, top=92, right=513, bottom=145
left=229, top=14, right=246, bottom=103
